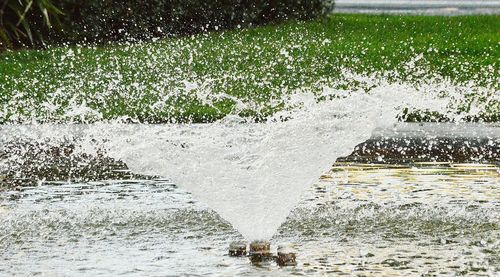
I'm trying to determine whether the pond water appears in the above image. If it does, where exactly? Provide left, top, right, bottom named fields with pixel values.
left=1, top=162, right=498, bottom=275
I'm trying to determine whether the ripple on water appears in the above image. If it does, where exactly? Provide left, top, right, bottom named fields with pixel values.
left=0, top=163, right=499, bottom=275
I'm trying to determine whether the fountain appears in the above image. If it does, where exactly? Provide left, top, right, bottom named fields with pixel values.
left=0, top=75, right=475, bottom=241
left=0, top=0, right=498, bottom=273
left=0, top=72, right=498, bottom=274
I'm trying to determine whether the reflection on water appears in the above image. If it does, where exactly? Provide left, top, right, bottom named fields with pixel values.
left=279, top=162, right=499, bottom=275
left=1, top=163, right=499, bottom=275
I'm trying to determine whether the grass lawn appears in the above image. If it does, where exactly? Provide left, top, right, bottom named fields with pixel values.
left=0, top=14, right=498, bottom=123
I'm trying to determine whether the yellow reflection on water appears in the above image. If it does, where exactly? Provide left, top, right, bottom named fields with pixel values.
left=294, top=162, right=500, bottom=276
left=317, top=162, right=500, bottom=205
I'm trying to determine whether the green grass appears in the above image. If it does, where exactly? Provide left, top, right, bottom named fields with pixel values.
left=0, top=14, right=498, bottom=123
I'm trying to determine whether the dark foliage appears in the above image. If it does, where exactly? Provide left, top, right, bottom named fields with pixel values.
left=1, top=0, right=334, bottom=49
left=0, top=0, right=63, bottom=49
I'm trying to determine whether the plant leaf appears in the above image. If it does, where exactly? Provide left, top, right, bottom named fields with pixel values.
left=0, top=28, right=14, bottom=49
left=16, top=0, right=33, bottom=26
left=19, top=14, right=33, bottom=43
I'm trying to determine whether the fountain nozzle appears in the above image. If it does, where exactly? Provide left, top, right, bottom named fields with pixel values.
left=276, top=245, right=297, bottom=266
left=228, top=241, right=247, bottom=257
left=229, top=241, right=297, bottom=266
left=248, top=240, right=272, bottom=264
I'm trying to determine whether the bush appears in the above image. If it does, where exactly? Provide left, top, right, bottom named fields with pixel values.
left=1, top=0, right=334, bottom=48
left=0, top=0, right=63, bottom=49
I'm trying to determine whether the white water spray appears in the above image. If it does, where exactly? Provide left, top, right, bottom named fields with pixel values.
left=1, top=74, right=461, bottom=240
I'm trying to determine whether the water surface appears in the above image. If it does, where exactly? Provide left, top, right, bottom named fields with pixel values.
left=1, top=163, right=498, bottom=275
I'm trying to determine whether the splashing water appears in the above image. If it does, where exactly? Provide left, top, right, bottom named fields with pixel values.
left=1, top=72, right=466, bottom=240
